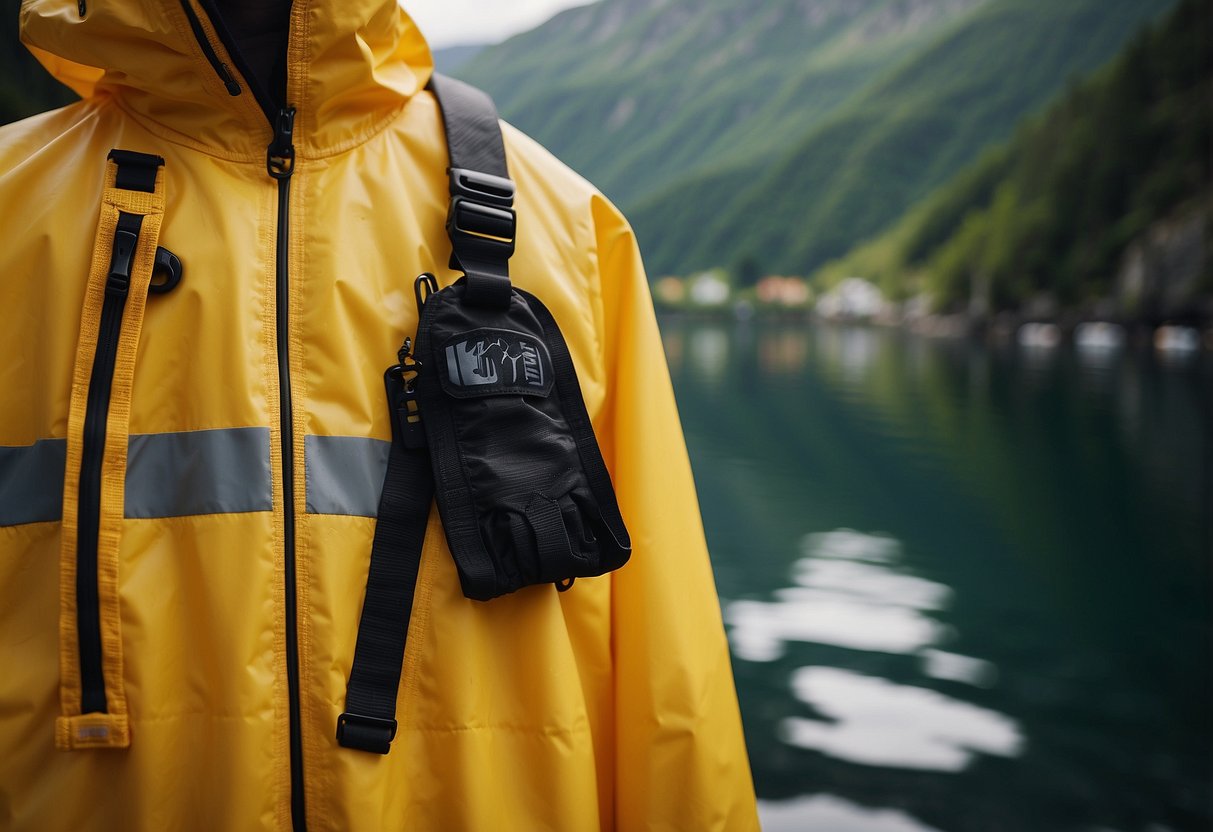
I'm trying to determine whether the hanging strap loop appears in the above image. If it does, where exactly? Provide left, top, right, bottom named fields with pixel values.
left=336, top=366, right=433, bottom=754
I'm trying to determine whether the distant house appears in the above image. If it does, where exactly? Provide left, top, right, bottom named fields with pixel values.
left=688, top=271, right=731, bottom=308
left=816, top=278, right=887, bottom=320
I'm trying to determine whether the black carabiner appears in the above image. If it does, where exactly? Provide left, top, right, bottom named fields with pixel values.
left=414, top=272, right=439, bottom=313
left=148, top=246, right=183, bottom=294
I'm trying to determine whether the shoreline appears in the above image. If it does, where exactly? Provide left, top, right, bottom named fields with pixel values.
left=654, top=306, right=1213, bottom=352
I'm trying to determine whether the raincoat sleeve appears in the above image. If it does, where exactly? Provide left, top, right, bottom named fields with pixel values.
left=591, top=195, right=760, bottom=830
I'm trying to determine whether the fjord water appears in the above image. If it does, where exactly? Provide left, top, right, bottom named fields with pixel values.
left=661, top=318, right=1212, bottom=832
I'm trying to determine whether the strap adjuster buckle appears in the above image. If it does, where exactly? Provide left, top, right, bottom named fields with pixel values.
left=446, top=167, right=516, bottom=260
left=336, top=711, right=398, bottom=754
left=448, top=198, right=516, bottom=249
left=449, top=167, right=514, bottom=208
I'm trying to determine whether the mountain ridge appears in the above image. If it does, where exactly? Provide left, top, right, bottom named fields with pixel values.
left=816, top=0, right=1211, bottom=317
left=456, top=0, right=1176, bottom=278
left=630, top=0, right=1177, bottom=276
left=457, top=0, right=988, bottom=208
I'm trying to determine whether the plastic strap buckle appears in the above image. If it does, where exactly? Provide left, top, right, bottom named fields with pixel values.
left=449, top=167, right=514, bottom=208
left=446, top=169, right=516, bottom=308
left=335, top=711, right=398, bottom=755
left=446, top=168, right=516, bottom=259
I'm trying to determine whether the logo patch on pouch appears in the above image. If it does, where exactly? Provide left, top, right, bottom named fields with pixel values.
left=440, top=328, right=553, bottom=398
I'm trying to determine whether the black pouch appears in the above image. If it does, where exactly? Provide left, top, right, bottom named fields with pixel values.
left=337, top=74, right=630, bottom=755
left=411, top=274, right=630, bottom=600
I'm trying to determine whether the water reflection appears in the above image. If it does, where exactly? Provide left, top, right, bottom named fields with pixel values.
left=726, top=530, right=951, bottom=660
left=662, top=318, right=1211, bottom=831
left=758, top=327, right=811, bottom=375
left=816, top=325, right=881, bottom=382
left=759, top=795, right=944, bottom=832
left=920, top=648, right=997, bottom=687
left=728, top=527, right=1023, bottom=773
left=687, top=325, right=729, bottom=383
left=783, top=666, right=1023, bottom=771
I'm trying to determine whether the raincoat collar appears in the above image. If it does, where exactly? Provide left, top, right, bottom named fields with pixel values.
left=20, top=0, right=435, bottom=160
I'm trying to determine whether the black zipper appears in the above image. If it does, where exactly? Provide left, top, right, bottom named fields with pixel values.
left=267, top=107, right=307, bottom=832
left=77, top=212, right=144, bottom=715
left=178, top=0, right=241, bottom=97
left=183, top=6, right=307, bottom=828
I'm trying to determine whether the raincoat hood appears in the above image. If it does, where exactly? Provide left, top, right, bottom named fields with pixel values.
left=20, top=0, right=434, bottom=158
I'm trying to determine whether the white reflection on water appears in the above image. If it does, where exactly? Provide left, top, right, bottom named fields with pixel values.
left=759, top=794, right=943, bottom=832
left=688, top=326, right=729, bottom=383
left=920, top=648, right=998, bottom=687
left=805, top=527, right=899, bottom=562
left=726, top=530, right=950, bottom=661
left=815, top=325, right=881, bottom=383
left=782, top=667, right=1024, bottom=771
left=726, top=528, right=1024, bottom=771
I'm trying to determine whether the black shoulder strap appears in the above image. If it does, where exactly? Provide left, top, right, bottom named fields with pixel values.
left=429, top=73, right=516, bottom=308
left=337, top=76, right=516, bottom=755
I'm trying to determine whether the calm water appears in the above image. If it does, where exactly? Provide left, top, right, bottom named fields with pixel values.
left=660, top=318, right=1212, bottom=832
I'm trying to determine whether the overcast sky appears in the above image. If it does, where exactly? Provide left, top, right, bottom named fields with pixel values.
left=403, top=1, right=594, bottom=49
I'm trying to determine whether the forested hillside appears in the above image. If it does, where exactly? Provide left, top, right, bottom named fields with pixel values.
left=817, top=0, right=1210, bottom=318
left=628, top=0, right=1176, bottom=276
left=457, top=0, right=988, bottom=209
left=457, top=0, right=1175, bottom=279
left=432, top=44, right=486, bottom=76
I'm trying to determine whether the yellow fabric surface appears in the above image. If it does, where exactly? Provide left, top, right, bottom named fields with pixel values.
left=0, top=0, right=758, bottom=828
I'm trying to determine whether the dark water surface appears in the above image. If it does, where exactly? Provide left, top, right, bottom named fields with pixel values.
left=660, top=318, right=1212, bottom=832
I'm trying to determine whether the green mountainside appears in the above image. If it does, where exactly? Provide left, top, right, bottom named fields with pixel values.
left=432, top=44, right=487, bottom=76
left=817, top=0, right=1211, bottom=317
left=629, top=0, right=1176, bottom=276
left=456, top=0, right=988, bottom=209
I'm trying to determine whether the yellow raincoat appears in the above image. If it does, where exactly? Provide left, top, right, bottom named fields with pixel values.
left=0, top=1, right=757, bottom=830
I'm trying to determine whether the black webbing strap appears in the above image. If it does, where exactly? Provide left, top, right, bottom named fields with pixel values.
left=428, top=73, right=515, bottom=309
left=107, top=149, right=164, bottom=193
left=337, top=369, right=433, bottom=754
left=525, top=495, right=573, bottom=582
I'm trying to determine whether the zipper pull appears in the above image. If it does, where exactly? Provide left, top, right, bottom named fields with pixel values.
left=267, top=107, right=296, bottom=180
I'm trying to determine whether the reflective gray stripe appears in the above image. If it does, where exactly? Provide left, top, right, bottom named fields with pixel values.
left=304, top=435, right=390, bottom=517
left=0, top=438, right=66, bottom=525
left=0, top=427, right=272, bottom=526
left=125, top=427, right=272, bottom=518
left=0, top=429, right=396, bottom=524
